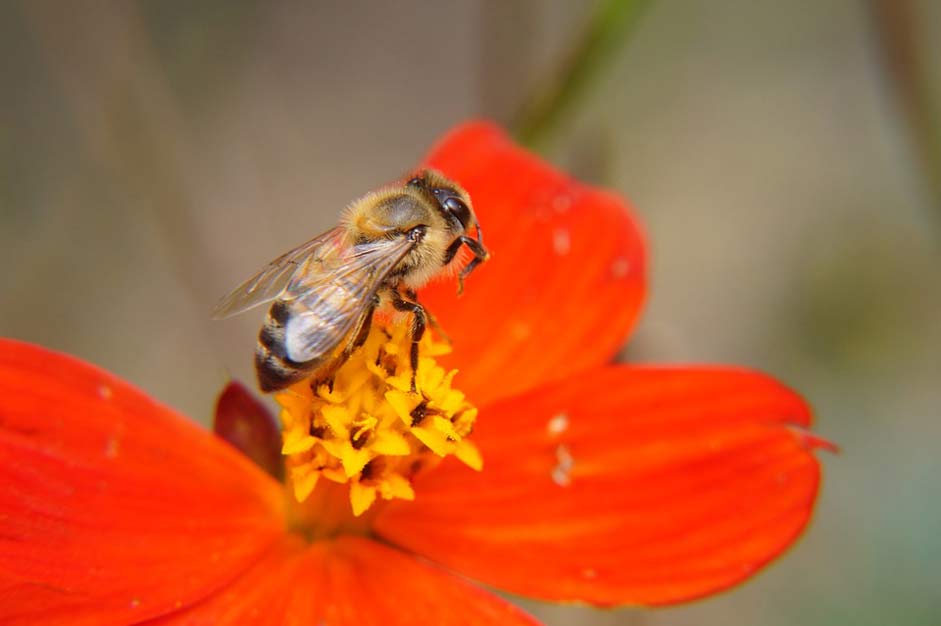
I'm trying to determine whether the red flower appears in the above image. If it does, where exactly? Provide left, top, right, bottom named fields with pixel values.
left=0, top=122, right=833, bottom=625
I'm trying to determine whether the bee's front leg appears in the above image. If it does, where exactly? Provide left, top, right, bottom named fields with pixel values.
left=391, top=288, right=426, bottom=392
left=443, top=232, right=490, bottom=295
left=404, top=288, right=450, bottom=345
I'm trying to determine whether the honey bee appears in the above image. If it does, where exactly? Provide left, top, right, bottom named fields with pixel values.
left=212, top=170, right=489, bottom=392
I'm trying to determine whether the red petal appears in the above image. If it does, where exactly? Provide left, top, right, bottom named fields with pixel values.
left=417, top=121, right=647, bottom=407
left=0, top=340, right=285, bottom=625
left=375, top=367, right=829, bottom=606
left=151, top=537, right=540, bottom=626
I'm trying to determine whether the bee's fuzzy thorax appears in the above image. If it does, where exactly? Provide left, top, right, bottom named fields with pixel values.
left=340, top=179, right=469, bottom=290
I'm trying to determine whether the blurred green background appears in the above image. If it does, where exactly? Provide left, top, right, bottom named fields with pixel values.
left=2, top=1, right=939, bottom=625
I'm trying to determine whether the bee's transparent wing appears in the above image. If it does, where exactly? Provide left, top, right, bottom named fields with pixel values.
left=211, top=227, right=347, bottom=320
left=282, top=234, right=416, bottom=363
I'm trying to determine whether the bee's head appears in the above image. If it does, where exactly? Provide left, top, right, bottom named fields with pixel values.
left=406, top=170, right=476, bottom=236
left=402, top=169, right=489, bottom=292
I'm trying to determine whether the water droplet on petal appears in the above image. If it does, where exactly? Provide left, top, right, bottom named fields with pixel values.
left=546, top=413, right=569, bottom=436
left=552, top=228, right=571, bottom=256
left=611, top=257, right=631, bottom=278
left=551, top=443, right=574, bottom=487
left=552, top=194, right=573, bottom=213
left=104, top=436, right=119, bottom=459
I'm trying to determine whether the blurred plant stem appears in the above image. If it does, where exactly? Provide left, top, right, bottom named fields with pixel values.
left=868, top=0, right=941, bottom=218
left=19, top=1, right=236, bottom=310
left=511, top=0, right=651, bottom=151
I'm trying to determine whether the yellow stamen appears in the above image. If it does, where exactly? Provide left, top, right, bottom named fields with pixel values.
left=276, top=320, right=481, bottom=519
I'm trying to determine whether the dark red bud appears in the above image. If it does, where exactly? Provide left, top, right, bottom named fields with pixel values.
left=213, top=380, right=285, bottom=482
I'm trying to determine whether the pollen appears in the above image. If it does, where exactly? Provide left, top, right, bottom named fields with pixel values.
left=275, top=320, right=481, bottom=517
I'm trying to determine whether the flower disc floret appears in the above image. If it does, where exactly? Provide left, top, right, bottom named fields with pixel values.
left=277, top=320, right=481, bottom=516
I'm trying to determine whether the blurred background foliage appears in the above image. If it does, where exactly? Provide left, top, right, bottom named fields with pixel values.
left=1, top=1, right=939, bottom=625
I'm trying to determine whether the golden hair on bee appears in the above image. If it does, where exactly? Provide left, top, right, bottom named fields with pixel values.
left=212, top=169, right=489, bottom=392
left=341, top=170, right=477, bottom=288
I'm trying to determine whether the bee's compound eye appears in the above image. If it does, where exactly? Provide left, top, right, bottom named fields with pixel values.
left=443, top=197, right=471, bottom=228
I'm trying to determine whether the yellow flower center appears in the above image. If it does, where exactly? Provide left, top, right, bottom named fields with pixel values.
left=276, top=319, right=481, bottom=526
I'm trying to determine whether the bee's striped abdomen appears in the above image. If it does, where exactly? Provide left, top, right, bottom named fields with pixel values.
left=255, top=300, right=315, bottom=392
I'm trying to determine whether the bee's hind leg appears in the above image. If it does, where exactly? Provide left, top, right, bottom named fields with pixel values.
left=347, top=299, right=377, bottom=356
left=391, top=289, right=426, bottom=392
left=311, top=298, right=377, bottom=394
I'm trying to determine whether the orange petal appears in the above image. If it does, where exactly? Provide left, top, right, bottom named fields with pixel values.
left=320, top=537, right=541, bottom=625
left=0, top=339, right=285, bottom=625
left=417, top=121, right=647, bottom=407
left=150, top=537, right=541, bottom=626
left=375, top=366, right=830, bottom=606
left=142, top=536, right=326, bottom=626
